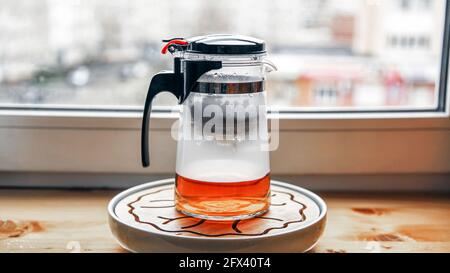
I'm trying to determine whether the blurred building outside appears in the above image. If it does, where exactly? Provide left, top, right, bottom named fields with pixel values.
left=0, top=0, right=446, bottom=108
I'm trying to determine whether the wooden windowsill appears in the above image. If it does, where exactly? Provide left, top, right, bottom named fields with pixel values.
left=0, top=189, right=449, bottom=253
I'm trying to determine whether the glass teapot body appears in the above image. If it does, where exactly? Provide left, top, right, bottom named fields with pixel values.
left=141, top=35, right=275, bottom=220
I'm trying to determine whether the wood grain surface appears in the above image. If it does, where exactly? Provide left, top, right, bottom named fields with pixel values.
left=0, top=189, right=449, bottom=253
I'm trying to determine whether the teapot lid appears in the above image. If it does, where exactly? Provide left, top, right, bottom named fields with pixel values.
left=186, top=34, right=266, bottom=55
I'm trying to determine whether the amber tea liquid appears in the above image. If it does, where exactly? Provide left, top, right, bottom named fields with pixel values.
left=175, top=173, right=271, bottom=220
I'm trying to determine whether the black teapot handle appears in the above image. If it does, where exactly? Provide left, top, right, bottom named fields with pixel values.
left=141, top=71, right=181, bottom=167
left=141, top=59, right=222, bottom=167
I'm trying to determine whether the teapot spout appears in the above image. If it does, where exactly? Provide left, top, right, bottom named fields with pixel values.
left=262, top=59, right=278, bottom=73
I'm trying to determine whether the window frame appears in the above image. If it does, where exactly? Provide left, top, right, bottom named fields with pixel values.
left=0, top=1, right=449, bottom=188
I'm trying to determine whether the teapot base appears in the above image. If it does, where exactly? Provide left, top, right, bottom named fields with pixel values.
left=175, top=173, right=271, bottom=220
left=176, top=208, right=269, bottom=221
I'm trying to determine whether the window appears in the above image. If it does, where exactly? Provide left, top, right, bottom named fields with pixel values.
left=388, top=35, right=433, bottom=50
left=399, top=0, right=433, bottom=10
left=420, top=0, right=433, bottom=9
left=0, top=0, right=448, bottom=111
left=400, top=0, right=413, bottom=10
left=0, top=0, right=449, bottom=185
left=418, top=36, right=431, bottom=48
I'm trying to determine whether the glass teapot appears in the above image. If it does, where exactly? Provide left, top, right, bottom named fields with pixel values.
left=141, top=34, right=276, bottom=220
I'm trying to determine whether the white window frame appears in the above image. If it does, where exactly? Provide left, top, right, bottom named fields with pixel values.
left=0, top=1, right=449, bottom=191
